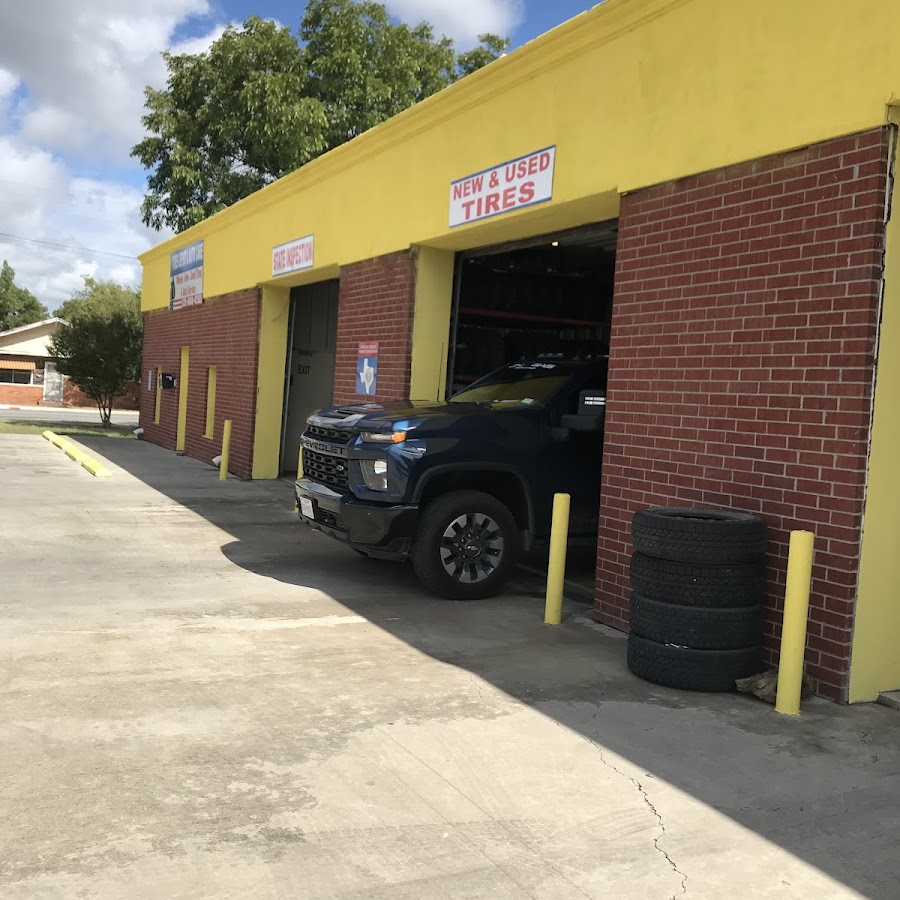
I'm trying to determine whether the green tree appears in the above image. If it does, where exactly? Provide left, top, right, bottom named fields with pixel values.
left=0, top=261, right=49, bottom=332
left=50, top=278, right=142, bottom=427
left=132, top=1, right=509, bottom=232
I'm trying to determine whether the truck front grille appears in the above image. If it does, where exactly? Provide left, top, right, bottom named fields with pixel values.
left=307, top=424, right=354, bottom=444
left=303, top=448, right=350, bottom=491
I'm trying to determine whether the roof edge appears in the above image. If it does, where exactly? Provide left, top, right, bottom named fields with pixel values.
left=139, top=0, right=689, bottom=263
left=0, top=317, right=63, bottom=339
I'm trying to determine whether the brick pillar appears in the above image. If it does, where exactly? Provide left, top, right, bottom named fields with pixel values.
left=596, top=127, right=891, bottom=701
left=140, top=289, right=261, bottom=478
left=333, top=250, right=417, bottom=404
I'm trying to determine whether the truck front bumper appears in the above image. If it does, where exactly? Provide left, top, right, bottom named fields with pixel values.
left=294, top=478, right=418, bottom=560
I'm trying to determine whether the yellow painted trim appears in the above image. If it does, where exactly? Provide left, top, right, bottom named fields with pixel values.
left=154, top=371, right=161, bottom=424
left=176, top=346, right=189, bottom=452
left=205, top=365, right=217, bottom=438
left=409, top=247, right=455, bottom=402
left=850, top=132, right=900, bottom=702
left=251, top=285, right=291, bottom=479
left=141, top=0, right=900, bottom=313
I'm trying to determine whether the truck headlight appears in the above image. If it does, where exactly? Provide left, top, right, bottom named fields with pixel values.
left=361, top=431, right=406, bottom=444
left=361, top=459, right=389, bottom=491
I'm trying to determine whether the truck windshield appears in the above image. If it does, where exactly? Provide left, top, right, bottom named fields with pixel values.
left=450, top=364, right=569, bottom=407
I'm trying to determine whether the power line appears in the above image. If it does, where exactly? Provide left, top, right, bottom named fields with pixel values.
left=0, top=231, right=139, bottom=262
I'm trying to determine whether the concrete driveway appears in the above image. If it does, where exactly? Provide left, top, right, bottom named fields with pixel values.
left=1, top=435, right=899, bottom=899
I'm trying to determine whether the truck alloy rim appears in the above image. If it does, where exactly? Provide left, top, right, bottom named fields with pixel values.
left=440, top=513, right=504, bottom=583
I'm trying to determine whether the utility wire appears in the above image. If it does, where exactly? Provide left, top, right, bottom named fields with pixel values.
left=0, top=231, right=139, bottom=262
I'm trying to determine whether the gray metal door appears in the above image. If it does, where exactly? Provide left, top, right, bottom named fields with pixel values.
left=281, top=281, right=339, bottom=472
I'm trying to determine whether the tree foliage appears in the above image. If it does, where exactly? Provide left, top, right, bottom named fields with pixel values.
left=50, top=278, right=142, bottom=427
left=0, top=261, right=48, bottom=332
left=132, top=0, right=509, bottom=232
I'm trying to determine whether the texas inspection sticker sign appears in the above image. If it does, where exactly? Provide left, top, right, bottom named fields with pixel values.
left=356, top=342, right=378, bottom=396
left=449, top=146, right=556, bottom=228
left=169, top=240, right=204, bottom=310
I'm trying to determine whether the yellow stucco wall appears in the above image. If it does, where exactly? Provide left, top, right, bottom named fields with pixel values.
left=850, top=135, right=900, bottom=702
left=140, top=0, right=900, bottom=311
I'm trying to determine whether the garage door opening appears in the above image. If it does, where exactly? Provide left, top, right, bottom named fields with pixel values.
left=281, top=280, right=339, bottom=474
left=447, top=220, right=618, bottom=394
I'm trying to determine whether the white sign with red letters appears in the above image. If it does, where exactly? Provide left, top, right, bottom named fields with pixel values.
left=272, top=234, right=314, bottom=277
left=449, top=146, right=556, bottom=228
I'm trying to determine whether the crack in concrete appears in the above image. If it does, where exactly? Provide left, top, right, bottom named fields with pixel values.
left=596, top=747, right=688, bottom=899
left=582, top=713, right=687, bottom=899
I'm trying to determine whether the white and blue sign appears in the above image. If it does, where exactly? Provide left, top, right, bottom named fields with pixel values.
left=357, top=356, right=378, bottom=396
left=170, top=240, right=204, bottom=310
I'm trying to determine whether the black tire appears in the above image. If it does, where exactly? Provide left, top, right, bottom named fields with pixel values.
left=632, top=507, right=767, bottom=564
left=629, top=593, right=763, bottom=650
left=627, top=633, right=763, bottom=692
left=630, top=553, right=765, bottom=608
left=412, top=490, right=520, bottom=600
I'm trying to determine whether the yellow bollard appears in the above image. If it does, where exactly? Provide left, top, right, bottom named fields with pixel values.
left=544, top=493, right=571, bottom=625
left=219, top=419, right=232, bottom=481
left=775, top=530, right=816, bottom=715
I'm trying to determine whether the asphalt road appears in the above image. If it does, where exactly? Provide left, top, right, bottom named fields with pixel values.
left=0, top=406, right=139, bottom=425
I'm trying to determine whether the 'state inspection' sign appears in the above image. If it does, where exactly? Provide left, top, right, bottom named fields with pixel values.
left=272, top=234, right=314, bottom=277
left=449, top=146, right=556, bottom=228
left=170, top=240, right=204, bottom=310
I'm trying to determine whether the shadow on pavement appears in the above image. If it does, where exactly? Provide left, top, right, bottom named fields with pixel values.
left=77, top=436, right=900, bottom=898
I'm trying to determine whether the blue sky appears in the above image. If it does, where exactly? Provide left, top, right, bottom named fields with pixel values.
left=0, top=0, right=598, bottom=309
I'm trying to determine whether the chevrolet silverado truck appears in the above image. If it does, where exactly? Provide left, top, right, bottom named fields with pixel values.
left=295, top=359, right=607, bottom=600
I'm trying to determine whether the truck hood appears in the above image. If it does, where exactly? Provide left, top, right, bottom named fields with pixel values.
left=309, top=400, right=468, bottom=431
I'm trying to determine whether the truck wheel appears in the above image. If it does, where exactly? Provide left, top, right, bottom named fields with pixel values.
left=412, top=490, right=520, bottom=600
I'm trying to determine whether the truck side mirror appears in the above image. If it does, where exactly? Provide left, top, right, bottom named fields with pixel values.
left=560, top=390, right=605, bottom=433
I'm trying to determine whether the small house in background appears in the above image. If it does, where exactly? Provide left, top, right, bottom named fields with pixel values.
left=0, top=318, right=139, bottom=409
left=0, top=318, right=65, bottom=406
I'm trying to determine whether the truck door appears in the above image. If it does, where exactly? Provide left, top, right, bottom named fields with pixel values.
left=542, top=375, right=607, bottom=536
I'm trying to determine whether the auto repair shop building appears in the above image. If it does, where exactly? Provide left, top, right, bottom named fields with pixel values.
left=138, top=0, right=900, bottom=704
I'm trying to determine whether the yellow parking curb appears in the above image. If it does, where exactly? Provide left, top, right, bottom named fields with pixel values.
left=81, top=457, right=112, bottom=478
left=42, top=430, right=112, bottom=478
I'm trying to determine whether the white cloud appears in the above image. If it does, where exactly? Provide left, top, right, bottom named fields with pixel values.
left=0, top=133, right=168, bottom=308
left=0, top=0, right=200, bottom=308
left=385, top=0, right=525, bottom=45
left=0, top=68, right=18, bottom=100
left=0, top=0, right=217, bottom=161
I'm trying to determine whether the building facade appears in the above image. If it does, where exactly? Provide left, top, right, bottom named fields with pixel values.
left=138, top=0, right=900, bottom=703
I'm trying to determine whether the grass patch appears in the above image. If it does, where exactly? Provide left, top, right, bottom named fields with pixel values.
left=0, top=419, right=136, bottom=438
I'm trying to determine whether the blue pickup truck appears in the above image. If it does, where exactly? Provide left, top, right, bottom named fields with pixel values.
left=295, top=358, right=607, bottom=600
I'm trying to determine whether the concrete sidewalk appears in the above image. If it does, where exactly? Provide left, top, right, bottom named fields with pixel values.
left=1, top=434, right=898, bottom=899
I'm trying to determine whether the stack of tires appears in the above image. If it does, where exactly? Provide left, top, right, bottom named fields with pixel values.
left=627, top=507, right=767, bottom=692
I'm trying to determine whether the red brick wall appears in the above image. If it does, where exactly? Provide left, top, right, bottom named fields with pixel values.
left=140, top=289, right=261, bottom=478
left=0, top=384, right=43, bottom=405
left=333, top=250, right=416, bottom=404
left=596, top=127, right=891, bottom=701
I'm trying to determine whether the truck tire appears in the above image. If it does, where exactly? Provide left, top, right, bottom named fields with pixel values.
left=627, top=633, right=763, bottom=692
left=630, top=553, right=765, bottom=608
left=629, top=593, right=763, bottom=650
left=412, top=490, right=520, bottom=601
left=632, top=507, right=767, bottom=564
